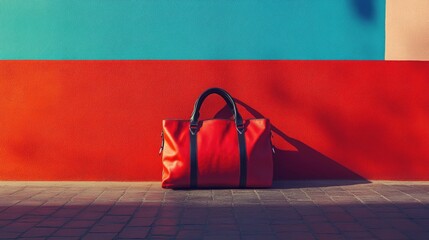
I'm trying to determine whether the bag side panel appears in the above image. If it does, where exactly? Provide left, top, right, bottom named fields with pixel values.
left=161, top=120, right=191, bottom=188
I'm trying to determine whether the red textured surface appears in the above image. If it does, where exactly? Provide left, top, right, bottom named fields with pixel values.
left=1, top=60, right=428, bottom=180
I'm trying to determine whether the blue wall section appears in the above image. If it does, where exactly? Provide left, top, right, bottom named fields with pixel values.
left=0, top=0, right=385, bottom=60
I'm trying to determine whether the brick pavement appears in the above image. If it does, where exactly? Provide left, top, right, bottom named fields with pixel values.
left=0, top=181, right=428, bottom=239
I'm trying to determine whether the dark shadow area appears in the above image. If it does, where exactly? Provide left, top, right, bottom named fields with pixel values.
left=214, top=99, right=370, bottom=188
left=1, top=202, right=428, bottom=239
left=351, top=0, right=375, bottom=21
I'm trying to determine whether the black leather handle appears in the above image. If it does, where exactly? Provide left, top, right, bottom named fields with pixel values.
left=190, top=88, right=244, bottom=133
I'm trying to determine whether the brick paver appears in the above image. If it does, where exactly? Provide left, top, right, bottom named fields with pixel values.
left=0, top=181, right=428, bottom=239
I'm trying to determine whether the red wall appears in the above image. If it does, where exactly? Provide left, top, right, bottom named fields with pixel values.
left=1, top=61, right=428, bottom=180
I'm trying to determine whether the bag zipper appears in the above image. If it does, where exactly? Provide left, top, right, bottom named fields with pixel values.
left=159, top=131, right=164, bottom=155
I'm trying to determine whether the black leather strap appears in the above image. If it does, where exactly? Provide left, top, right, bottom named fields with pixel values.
left=190, top=132, right=197, bottom=188
left=189, top=88, right=247, bottom=188
left=238, top=130, right=247, bottom=188
left=190, top=88, right=243, bottom=129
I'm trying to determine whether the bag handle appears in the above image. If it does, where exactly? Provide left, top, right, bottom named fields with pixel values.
left=190, top=88, right=244, bottom=135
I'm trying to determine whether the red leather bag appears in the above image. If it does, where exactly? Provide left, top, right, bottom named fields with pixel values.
left=160, top=88, right=273, bottom=188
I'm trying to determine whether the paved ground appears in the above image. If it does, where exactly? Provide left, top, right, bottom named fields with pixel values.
left=0, top=181, right=428, bottom=240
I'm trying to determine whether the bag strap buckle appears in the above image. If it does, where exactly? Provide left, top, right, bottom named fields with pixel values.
left=189, top=123, right=198, bottom=135
left=236, top=123, right=245, bottom=135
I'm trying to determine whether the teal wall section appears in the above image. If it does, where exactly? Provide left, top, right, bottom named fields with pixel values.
left=0, top=0, right=385, bottom=60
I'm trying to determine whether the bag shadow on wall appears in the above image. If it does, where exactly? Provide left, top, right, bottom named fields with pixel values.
left=214, top=99, right=370, bottom=188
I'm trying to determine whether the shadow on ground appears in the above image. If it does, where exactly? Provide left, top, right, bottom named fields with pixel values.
left=1, top=181, right=428, bottom=239
left=1, top=201, right=428, bottom=239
